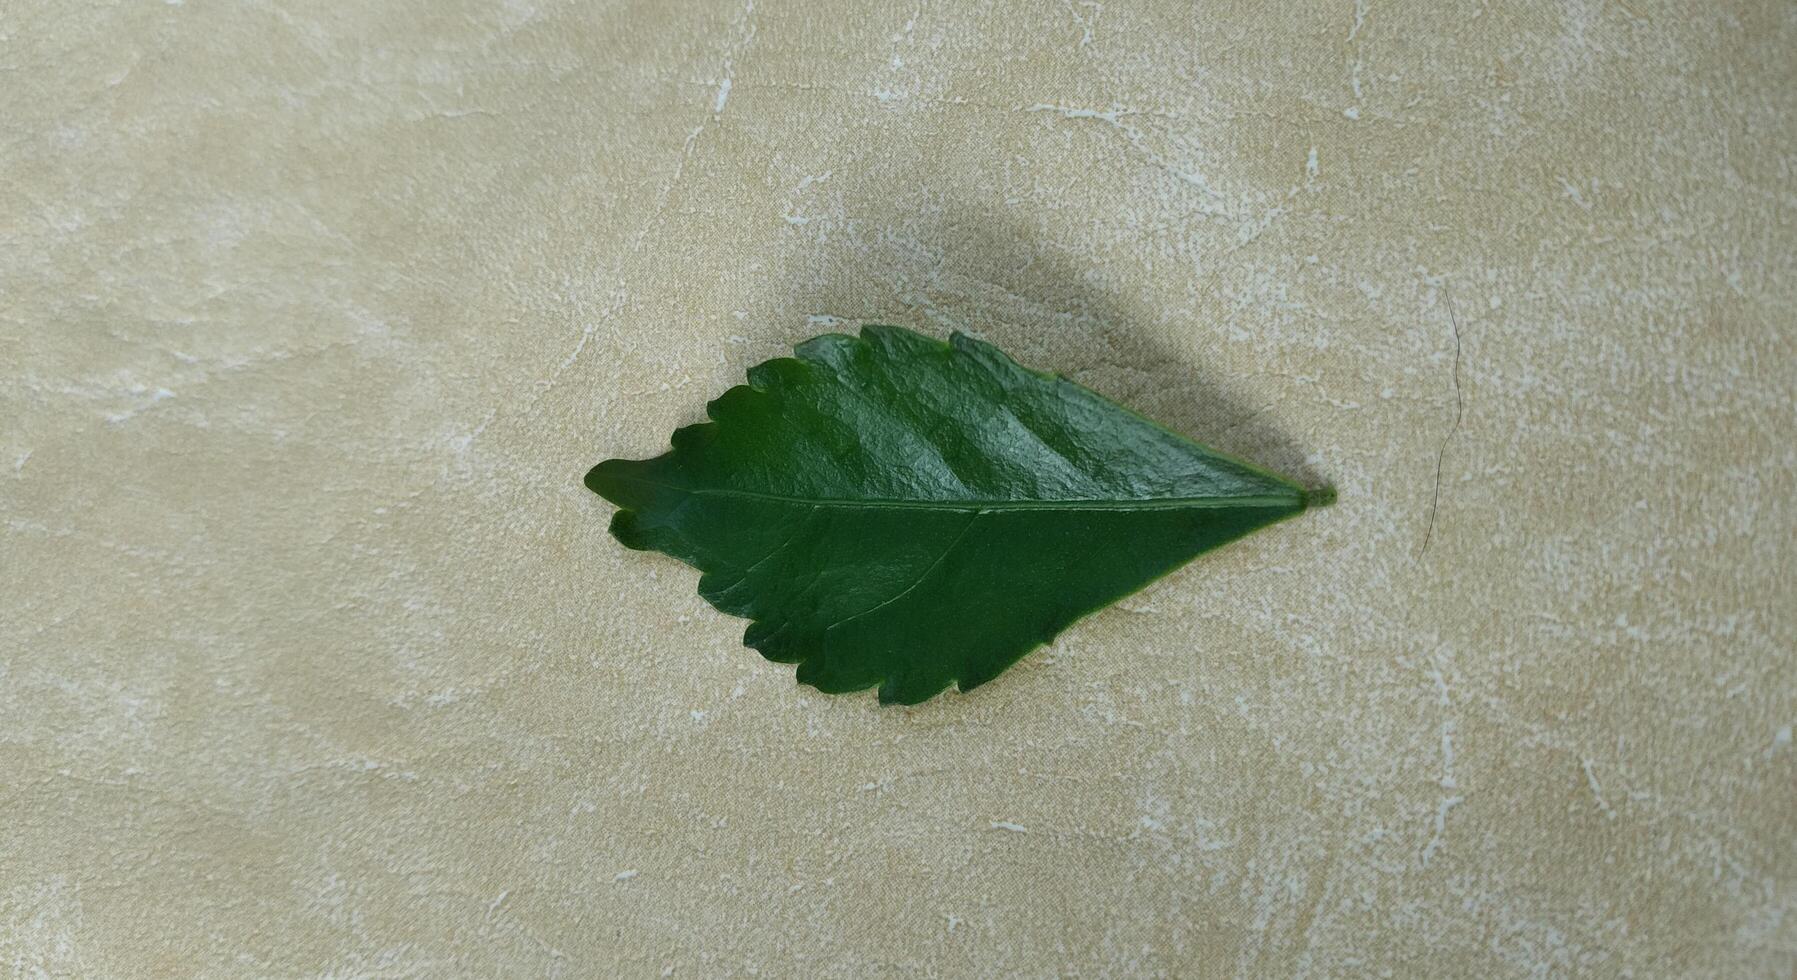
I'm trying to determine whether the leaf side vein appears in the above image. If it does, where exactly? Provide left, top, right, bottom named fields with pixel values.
left=822, top=512, right=980, bottom=635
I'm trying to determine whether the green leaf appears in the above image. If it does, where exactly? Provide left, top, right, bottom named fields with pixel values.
left=587, top=325, right=1324, bottom=705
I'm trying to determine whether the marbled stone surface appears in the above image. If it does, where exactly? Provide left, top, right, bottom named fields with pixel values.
left=3, top=2, right=1792, bottom=976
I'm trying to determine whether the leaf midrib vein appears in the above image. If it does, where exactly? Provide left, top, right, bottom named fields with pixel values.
left=605, top=475, right=1300, bottom=512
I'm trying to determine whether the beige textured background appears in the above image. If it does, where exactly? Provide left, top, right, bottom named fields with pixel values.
left=3, top=1, right=1793, bottom=976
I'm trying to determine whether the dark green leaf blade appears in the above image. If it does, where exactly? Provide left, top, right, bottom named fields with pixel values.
left=587, top=325, right=1319, bottom=704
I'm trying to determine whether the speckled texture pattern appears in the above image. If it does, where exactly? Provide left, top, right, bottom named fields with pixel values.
left=3, top=2, right=1793, bottom=976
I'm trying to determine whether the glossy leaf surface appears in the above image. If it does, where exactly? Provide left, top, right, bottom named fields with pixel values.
left=587, top=326, right=1320, bottom=704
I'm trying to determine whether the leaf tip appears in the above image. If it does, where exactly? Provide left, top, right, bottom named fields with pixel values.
left=586, top=456, right=664, bottom=511
left=1303, top=484, right=1338, bottom=509
left=583, top=458, right=623, bottom=498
